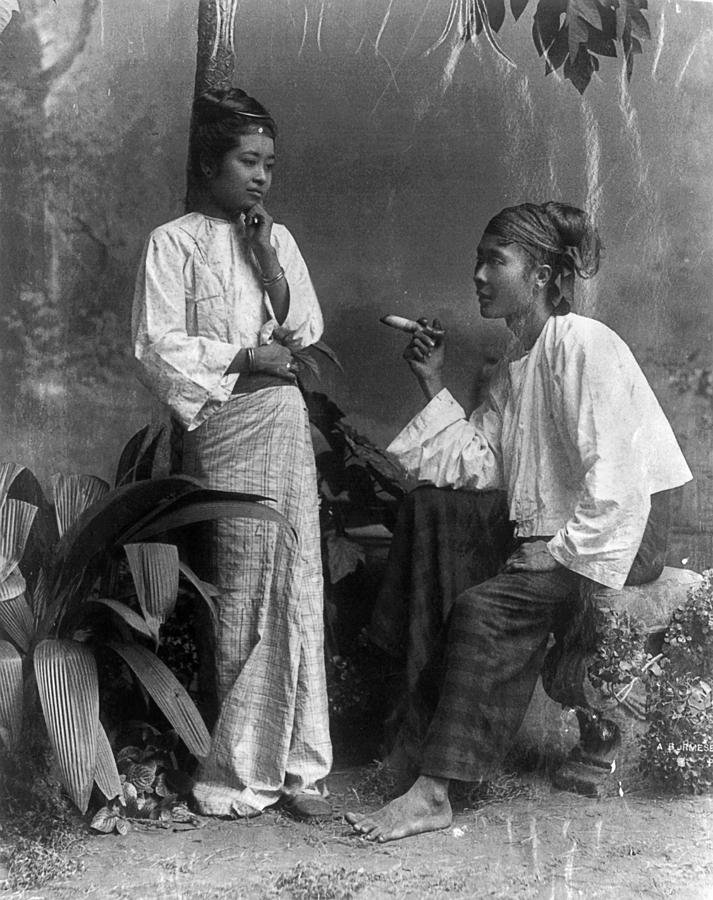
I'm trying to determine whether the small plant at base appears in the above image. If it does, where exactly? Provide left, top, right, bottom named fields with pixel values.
left=90, top=725, right=201, bottom=835
left=640, top=569, right=713, bottom=793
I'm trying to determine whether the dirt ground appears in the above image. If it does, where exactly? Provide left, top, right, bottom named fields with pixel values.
left=2, top=762, right=712, bottom=900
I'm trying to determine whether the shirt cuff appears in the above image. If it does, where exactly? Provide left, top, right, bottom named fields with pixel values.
left=386, top=389, right=465, bottom=457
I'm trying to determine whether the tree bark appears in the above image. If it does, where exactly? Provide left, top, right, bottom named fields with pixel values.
left=186, top=0, right=239, bottom=209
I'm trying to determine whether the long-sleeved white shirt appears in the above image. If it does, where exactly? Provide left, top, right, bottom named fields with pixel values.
left=387, top=314, right=692, bottom=589
left=132, top=212, right=323, bottom=430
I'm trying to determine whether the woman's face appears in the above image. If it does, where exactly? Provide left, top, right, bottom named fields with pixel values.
left=206, top=132, right=275, bottom=219
left=472, top=233, right=537, bottom=321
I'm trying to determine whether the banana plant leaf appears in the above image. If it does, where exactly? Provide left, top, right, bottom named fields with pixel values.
left=178, top=562, right=218, bottom=625
left=125, top=494, right=293, bottom=544
left=115, top=425, right=168, bottom=488
left=0, top=640, right=23, bottom=751
left=94, top=720, right=122, bottom=802
left=0, top=499, right=38, bottom=582
left=0, top=569, right=25, bottom=602
left=51, top=476, right=206, bottom=601
left=108, top=642, right=210, bottom=759
left=52, top=474, right=110, bottom=538
left=85, top=597, right=154, bottom=640
left=0, top=464, right=57, bottom=593
left=124, top=543, right=180, bottom=643
left=29, top=568, right=50, bottom=627
left=34, top=639, right=99, bottom=813
left=118, top=486, right=278, bottom=545
left=0, top=592, right=34, bottom=653
left=0, top=462, right=27, bottom=507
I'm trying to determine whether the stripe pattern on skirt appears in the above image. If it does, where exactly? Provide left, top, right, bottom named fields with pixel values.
left=182, top=385, right=332, bottom=813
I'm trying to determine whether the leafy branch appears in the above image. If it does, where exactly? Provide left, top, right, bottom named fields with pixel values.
left=424, top=0, right=651, bottom=94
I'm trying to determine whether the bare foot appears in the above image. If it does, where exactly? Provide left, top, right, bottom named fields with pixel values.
left=345, top=776, right=452, bottom=842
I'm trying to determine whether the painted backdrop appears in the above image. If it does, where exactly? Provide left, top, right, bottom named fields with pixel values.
left=1, top=0, right=712, bottom=560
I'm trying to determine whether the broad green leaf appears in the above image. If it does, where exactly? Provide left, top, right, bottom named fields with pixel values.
left=124, top=543, right=180, bottom=642
left=0, top=465, right=56, bottom=595
left=52, top=476, right=205, bottom=592
left=0, top=640, right=22, bottom=750
left=0, top=499, right=38, bottom=581
left=325, top=532, right=365, bottom=584
left=115, top=425, right=168, bottom=488
left=126, top=496, right=294, bottom=544
left=94, top=721, right=122, bottom=802
left=108, top=642, right=210, bottom=759
left=178, top=562, right=218, bottom=626
left=29, top=568, right=50, bottom=626
left=52, top=474, right=110, bottom=538
left=0, top=1, right=18, bottom=37
left=0, top=592, right=34, bottom=653
left=533, top=0, right=561, bottom=55
left=309, top=340, right=344, bottom=372
left=86, top=597, right=154, bottom=639
left=482, top=0, right=506, bottom=33
left=0, top=569, right=25, bottom=602
left=90, top=806, right=121, bottom=834
left=0, top=462, right=27, bottom=508
left=573, top=0, right=604, bottom=32
left=114, top=425, right=150, bottom=488
left=510, top=0, right=528, bottom=21
left=34, top=639, right=99, bottom=813
left=474, top=0, right=515, bottom=66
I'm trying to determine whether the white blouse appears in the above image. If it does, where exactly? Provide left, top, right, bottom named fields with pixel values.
left=387, top=314, right=692, bottom=590
left=132, top=212, right=323, bottom=430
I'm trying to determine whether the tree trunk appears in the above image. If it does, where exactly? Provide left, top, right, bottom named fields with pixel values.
left=186, top=0, right=239, bottom=209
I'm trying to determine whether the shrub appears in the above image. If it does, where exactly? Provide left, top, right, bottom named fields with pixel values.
left=640, top=570, right=713, bottom=793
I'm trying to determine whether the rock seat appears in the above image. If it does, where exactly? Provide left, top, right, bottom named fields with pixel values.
left=518, top=566, right=703, bottom=796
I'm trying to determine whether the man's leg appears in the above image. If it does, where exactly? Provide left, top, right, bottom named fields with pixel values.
left=347, top=567, right=580, bottom=841
left=370, top=487, right=512, bottom=769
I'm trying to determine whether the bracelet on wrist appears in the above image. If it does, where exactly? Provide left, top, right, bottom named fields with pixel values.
left=261, top=266, right=285, bottom=287
left=246, top=347, right=256, bottom=374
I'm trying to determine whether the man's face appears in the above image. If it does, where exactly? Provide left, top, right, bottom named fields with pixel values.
left=472, top=233, right=536, bottom=321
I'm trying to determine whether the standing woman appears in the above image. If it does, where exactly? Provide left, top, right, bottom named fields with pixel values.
left=132, top=89, right=332, bottom=820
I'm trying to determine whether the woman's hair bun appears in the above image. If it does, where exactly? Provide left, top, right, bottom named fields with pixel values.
left=190, top=88, right=276, bottom=178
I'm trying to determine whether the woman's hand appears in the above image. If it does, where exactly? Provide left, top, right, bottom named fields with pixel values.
left=502, top=541, right=560, bottom=573
left=252, top=342, right=297, bottom=382
left=403, top=318, right=446, bottom=400
left=244, top=202, right=274, bottom=256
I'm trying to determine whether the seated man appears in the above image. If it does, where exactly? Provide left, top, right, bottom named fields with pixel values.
left=346, top=201, right=692, bottom=842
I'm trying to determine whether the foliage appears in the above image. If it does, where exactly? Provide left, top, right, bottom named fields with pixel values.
left=431, top=0, right=651, bottom=94
left=587, top=606, right=656, bottom=719
left=640, top=570, right=713, bottom=793
left=90, top=724, right=202, bottom=835
left=0, top=427, right=292, bottom=813
left=306, top=390, right=409, bottom=581
left=0, top=723, right=86, bottom=890
left=0, top=0, right=18, bottom=37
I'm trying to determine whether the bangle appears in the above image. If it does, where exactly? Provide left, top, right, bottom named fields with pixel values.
left=261, top=266, right=285, bottom=287
left=246, top=347, right=256, bottom=373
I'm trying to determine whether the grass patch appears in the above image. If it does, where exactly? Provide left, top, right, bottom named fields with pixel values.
left=453, top=772, right=538, bottom=810
left=0, top=743, right=86, bottom=891
left=272, top=862, right=384, bottom=899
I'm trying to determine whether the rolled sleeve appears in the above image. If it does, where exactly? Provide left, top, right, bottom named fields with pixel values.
left=387, top=389, right=502, bottom=490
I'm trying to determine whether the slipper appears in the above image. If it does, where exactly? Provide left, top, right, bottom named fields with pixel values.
left=280, top=792, right=332, bottom=821
left=230, top=800, right=262, bottom=819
